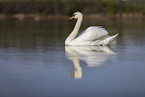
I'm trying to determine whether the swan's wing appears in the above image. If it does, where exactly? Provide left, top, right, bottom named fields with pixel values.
left=91, top=33, right=119, bottom=46
left=74, top=26, right=108, bottom=42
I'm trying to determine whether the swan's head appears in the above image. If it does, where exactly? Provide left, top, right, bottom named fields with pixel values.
left=69, top=12, right=83, bottom=20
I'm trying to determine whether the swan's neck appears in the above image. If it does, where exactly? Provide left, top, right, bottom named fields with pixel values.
left=65, top=17, right=83, bottom=45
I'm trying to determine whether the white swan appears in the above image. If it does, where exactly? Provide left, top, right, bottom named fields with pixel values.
left=65, top=12, right=119, bottom=46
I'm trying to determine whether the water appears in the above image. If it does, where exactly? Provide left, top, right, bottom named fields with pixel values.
left=0, top=19, right=145, bottom=97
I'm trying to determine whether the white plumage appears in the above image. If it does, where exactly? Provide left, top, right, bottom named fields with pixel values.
left=75, top=26, right=108, bottom=41
left=65, top=12, right=118, bottom=46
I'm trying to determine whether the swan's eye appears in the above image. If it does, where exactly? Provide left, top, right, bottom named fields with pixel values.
left=73, top=14, right=76, bottom=17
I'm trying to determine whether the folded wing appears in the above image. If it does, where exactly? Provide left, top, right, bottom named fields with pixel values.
left=74, top=26, right=108, bottom=42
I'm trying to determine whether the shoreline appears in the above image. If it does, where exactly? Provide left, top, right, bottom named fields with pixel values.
left=0, top=13, right=144, bottom=21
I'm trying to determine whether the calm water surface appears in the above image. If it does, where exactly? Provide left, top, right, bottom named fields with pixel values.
left=0, top=19, right=145, bottom=97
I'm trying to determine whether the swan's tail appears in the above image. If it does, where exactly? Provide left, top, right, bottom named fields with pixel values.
left=91, top=33, right=119, bottom=46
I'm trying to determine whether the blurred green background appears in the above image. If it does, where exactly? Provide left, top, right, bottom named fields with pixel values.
left=0, top=0, right=145, bottom=20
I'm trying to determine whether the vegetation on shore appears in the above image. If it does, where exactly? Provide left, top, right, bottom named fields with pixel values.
left=0, top=0, right=145, bottom=20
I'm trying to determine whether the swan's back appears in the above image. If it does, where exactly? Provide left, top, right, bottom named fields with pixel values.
left=74, top=26, right=108, bottom=42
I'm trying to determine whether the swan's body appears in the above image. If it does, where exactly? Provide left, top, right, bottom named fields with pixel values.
left=65, top=12, right=118, bottom=46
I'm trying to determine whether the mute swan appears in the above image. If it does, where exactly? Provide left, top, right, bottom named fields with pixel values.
left=65, top=12, right=119, bottom=46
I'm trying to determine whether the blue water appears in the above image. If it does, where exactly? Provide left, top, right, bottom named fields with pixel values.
left=0, top=20, right=145, bottom=97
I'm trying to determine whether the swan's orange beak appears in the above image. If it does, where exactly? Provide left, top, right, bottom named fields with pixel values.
left=69, top=16, right=74, bottom=20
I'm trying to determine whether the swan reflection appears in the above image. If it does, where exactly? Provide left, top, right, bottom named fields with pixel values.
left=65, top=46, right=115, bottom=79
